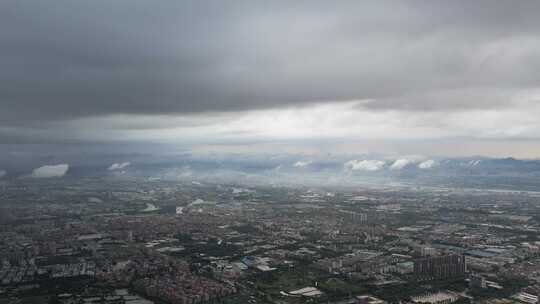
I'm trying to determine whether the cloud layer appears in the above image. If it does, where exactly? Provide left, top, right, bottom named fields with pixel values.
left=31, top=164, right=69, bottom=178
left=293, top=160, right=312, bottom=168
left=390, top=159, right=411, bottom=170
left=1, top=1, right=540, bottom=156
left=345, top=160, right=386, bottom=172
left=418, top=159, right=437, bottom=169
left=108, top=162, right=131, bottom=171
left=2, top=1, right=540, bottom=122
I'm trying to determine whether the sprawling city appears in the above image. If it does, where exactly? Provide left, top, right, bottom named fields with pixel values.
left=3, top=1, right=540, bottom=303
left=2, top=170, right=540, bottom=304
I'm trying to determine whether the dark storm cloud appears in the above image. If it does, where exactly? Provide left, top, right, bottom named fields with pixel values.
left=1, top=0, right=540, bottom=127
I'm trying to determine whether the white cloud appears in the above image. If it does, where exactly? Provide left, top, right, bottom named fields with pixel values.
left=390, top=159, right=411, bottom=170
left=293, top=160, right=312, bottom=167
left=0, top=170, right=6, bottom=178
left=345, top=160, right=385, bottom=171
left=108, top=162, right=131, bottom=170
left=31, top=164, right=69, bottom=178
left=11, top=91, right=540, bottom=158
left=42, top=96, right=540, bottom=159
left=418, top=159, right=436, bottom=169
left=465, top=160, right=482, bottom=167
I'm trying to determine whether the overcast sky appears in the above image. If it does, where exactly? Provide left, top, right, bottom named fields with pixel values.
left=2, top=1, right=540, bottom=158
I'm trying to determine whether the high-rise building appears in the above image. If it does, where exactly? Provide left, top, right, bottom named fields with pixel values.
left=420, top=246, right=437, bottom=257
left=413, top=254, right=466, bottom=281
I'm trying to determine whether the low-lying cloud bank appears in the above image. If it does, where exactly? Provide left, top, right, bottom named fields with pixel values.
left=0, top=169, right=6, bottom=178
left=418, top=159, right=437, bottom=169
left=345, top=158, right=437, bottom=172
left=108, top=162, right=131, bottom=171
left=390, top=159, right=411, bottom=170
left=345, top=160, right=386, bottom=171
left=293, top=160, right=312, bottom=168
left=31, top=164, right=69, bottom=178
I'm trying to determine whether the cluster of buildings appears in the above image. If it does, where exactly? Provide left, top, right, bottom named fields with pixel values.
left=0, top=262, right=96, bottom=285
left=2, top=178, right=540, bottom=304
